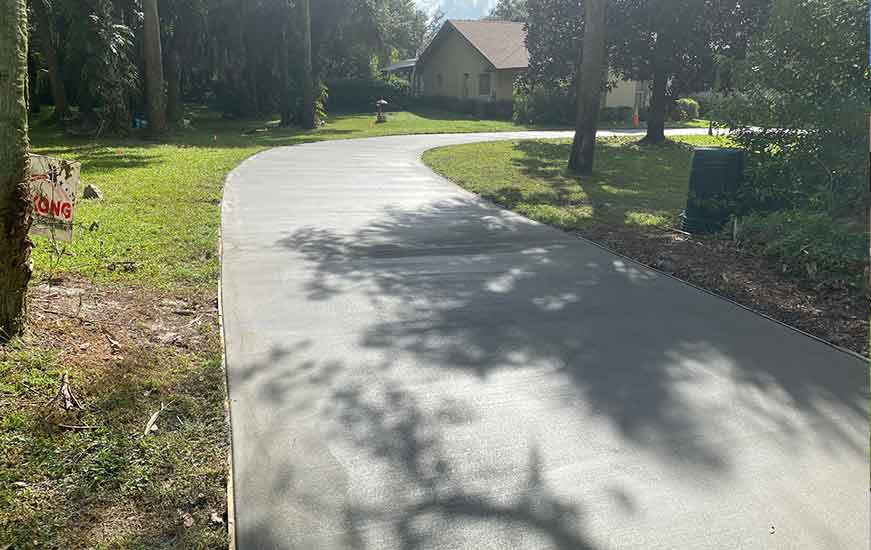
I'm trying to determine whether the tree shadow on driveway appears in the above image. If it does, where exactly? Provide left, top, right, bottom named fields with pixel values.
left=230, top=195, right=867, bottom=548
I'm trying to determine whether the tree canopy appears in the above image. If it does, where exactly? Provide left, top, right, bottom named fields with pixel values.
left=27, top=0, right=429, bottom=129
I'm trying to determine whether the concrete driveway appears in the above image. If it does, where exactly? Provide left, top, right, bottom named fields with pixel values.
left=221, top=130, right=868, bottom=550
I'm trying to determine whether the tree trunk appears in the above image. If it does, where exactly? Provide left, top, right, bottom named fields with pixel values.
left=643, top=34, right=668, bottom=144
left=301, top=0, right=316, bottom=130
left=143, top=0, right=167, bottom=133
left=166, top=44, right=181, bottom=122
left=237, top=0, right=259, bottom=117
left=27, top=50, right=38, bottom=114
left=568, top=0, right=607, bottom=174
left=279, top=13, right=293, bottom=127
left=0, top=0, right=34, bottom=340
left=32, top=0, right=68, bottom=119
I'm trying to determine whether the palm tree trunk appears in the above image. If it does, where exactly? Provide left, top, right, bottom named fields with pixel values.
left=0, top=0, right=34, bottom=339
left=568, top=0, right=607, bottom=174
left=32, top=0, right=68, bottom=119
left=143, top=0, right=167, bottom=132
left=301, top=0, right=316, bottom=130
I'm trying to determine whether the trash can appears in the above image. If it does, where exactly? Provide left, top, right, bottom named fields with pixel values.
left=679, top=147, right=745, bottom=234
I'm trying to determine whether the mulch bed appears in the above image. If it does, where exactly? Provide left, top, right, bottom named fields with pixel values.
left=576, top=224, right=869, bottom=357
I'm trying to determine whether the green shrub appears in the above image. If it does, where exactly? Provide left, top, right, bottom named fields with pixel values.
left=721, top=0, right=868, bottom=216
left=739, top=210, right=866, bottom=283
left=512, top=87, right=575, bottom=126
left=514, top=89, right=646, bottom=126
left=672, top=98, right=700, bottom=121
left=326, top=77, right=410, bottom=112
left=600, top=106, right=633, bottom=125
left=481, top=99, right=514, bottom=120
left=688, top=92, right=720, bottom=117
left=413, top=96, right=513, bottom=120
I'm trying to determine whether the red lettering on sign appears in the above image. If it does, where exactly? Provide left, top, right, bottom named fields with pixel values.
left=32, top=195, right=72, bottom=219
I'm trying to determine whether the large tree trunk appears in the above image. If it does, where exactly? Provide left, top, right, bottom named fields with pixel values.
left=278, top=13, right=293, bottom=127
left=568, top=0, right=607, bottom=174
left=301, top=0, right=316, bottom=130
left=643, top=34, right=668, bottom=144
left=32, top=0, right=68, bottom=119
left=0, top=0, right=34, bottom=340
left=237, top=0, right=259, bottom=117
left=165, top=44, right=181, bottom=122
left=143, top=0, right=167, bottom=133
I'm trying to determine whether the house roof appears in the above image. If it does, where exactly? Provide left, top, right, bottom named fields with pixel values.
left=381, top=58, right=417, bottom=73
left=423, top=20, right=529, bottom=71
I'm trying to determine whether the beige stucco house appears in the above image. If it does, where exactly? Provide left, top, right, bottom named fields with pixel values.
left=412, top=19, right=646, bottom=110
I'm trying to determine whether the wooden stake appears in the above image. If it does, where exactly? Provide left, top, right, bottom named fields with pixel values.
left=45, top=372, right=84, bottom=411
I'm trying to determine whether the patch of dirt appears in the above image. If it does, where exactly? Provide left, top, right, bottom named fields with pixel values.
left=27, top=278, right=219, bottom=367
left=576, top=224, right=869, bottom=357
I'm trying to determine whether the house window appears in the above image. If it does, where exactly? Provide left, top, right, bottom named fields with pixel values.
left=478, top=73, right=491, bottom=96
left=436, top=74, right=443, bottom=90
left=462, top=73, right=470, bottom=98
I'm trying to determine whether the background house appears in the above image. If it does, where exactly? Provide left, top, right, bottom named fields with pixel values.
left=414, top=20, right=526, bottom=102
left=380, top=58, right=418, bottom=81
left=412, top=19, right=646, bottom=110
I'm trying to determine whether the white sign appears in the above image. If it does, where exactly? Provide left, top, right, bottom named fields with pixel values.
left=28, top=154, right=80, bottom=243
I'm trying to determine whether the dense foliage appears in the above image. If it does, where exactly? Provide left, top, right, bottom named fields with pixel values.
left=672, top=98, right=700, bottom=121
left=723, top=0, right=869, bottom=215
left=521, top=0, right=582, bottom=98
left=720, top=0, right=870, bottom=283
left=488, top=0, right=529, bottom=21
left=326, top=76, right=411, bottom=112
left=510, top=0, right=770, bottom=135
left=28, top=0, right=428, bottom=129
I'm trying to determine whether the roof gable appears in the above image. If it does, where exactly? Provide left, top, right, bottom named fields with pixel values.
left=420, top=20, right=529, bottom=71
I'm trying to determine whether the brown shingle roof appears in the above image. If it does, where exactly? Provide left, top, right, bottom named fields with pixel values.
left=448, top=20, right=529, bottom=70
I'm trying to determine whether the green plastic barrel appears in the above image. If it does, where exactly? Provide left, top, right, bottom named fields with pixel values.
left=679, top=147, right=745, bottom=234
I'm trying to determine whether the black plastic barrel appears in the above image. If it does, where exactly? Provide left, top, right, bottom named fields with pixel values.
left=679, top=147, right=745, bottom=234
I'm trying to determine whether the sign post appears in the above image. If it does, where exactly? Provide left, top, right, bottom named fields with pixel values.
left=28, top=155, right=80, bottom=243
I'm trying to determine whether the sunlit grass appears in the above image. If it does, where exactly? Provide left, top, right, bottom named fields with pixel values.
left=422, top=135, right=734, bottom=231
left=27, top=107, right=537, bottom=288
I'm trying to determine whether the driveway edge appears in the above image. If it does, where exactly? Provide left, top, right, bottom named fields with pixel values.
left=218, top=214, right=237, bottom=550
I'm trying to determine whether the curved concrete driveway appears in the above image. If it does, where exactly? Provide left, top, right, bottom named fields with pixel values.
left=221, top=130, right=868, bottom=550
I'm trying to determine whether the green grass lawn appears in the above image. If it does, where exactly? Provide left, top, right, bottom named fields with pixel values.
left=25, top=108, right=712, bottom=288
left=423, top=135, right=732, bottom=231
left=25, top=107, right=538, bottom=287
left=672, top=118, right=713, bottom=129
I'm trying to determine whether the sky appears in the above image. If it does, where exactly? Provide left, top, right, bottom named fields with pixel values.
left=415, top=0, right=496, bottom=19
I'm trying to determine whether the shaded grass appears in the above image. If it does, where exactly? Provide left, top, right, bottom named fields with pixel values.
left=423, top=135, right=733, bottom=231
left=0, top=319, right=228, bottom=550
